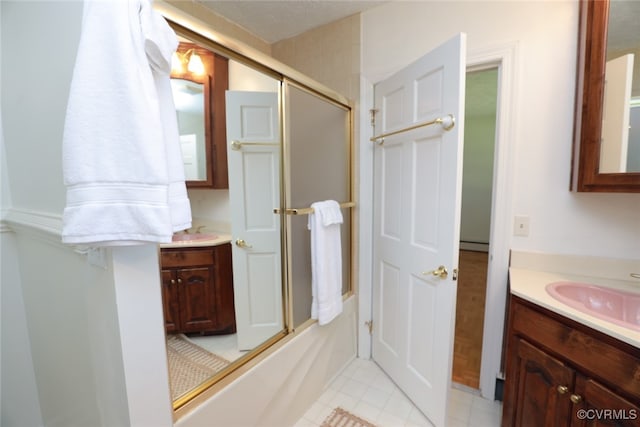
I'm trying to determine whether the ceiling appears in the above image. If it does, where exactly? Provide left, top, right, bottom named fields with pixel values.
left=197, top=1, right=639, bottom=52
left=193, top=1, right=637, bottom=117
left=197, top=0, right=387, bottom=44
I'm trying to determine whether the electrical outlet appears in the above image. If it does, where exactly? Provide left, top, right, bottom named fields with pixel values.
left=514, top=215, right=530, bottom=237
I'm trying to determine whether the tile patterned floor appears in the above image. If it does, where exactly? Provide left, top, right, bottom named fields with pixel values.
left=294, top=358, right=502, bottom=427
left=188, top=333, right=247, bottom=362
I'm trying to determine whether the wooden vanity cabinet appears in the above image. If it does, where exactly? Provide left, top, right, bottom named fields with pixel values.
left=502, top=296, right=640, bottom=427
left=160, top=244, right=235, bottom=335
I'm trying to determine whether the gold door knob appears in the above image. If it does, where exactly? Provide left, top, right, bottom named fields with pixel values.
left=422, top=265, right=448, bottom=279
left=235, top=239, right=253, bottom=248
left=557, top=385, right=569, bottom=394
left=570, top=394, right=582, bottom=404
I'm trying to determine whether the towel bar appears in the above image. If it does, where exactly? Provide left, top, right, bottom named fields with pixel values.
left=230, top=140, right=280, bottom=150
left=273, top=201, right=355, bottom=216
left=370, top=114, right=455, bottom=144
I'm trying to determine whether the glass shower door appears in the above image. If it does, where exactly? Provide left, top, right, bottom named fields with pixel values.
left=284, top=82, right=352, bottom=328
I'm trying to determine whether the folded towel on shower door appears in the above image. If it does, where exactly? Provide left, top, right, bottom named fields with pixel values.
left=307, top=200, right=343, bottom=325
left=61, top=0, right=191, bottom=246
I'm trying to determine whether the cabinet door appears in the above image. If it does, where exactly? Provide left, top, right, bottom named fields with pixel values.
left=161, top=269, right=180, bottom=333
left=178, top=266, right=217, bottom=332
left=504, top=338, right=574, bottom=427
left=570, top=376, right=640, bottom=427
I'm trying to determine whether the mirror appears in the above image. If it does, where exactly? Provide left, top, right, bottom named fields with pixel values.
left=572, top=0, right=640, bottom=192
left=602, top=0, right=640, bottom=173
left=162, top=28, right=353, bottom=411
left=165, top=50, right=284, bottom=408
left=171, top=78, right=206, bottom=181
left=170, top=42, right=229, bottom=189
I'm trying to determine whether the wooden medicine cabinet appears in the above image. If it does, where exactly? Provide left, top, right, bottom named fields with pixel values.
left=572, top=0, right=640, bottom=192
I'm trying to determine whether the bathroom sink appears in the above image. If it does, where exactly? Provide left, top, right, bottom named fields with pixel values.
left=545, top=281, right=640, bottom=331
left=171, top=233, right=218, bottom=242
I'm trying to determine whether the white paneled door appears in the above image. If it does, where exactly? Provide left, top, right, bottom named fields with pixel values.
left=226, top=91, right=283, bottom=350
left=371, top=34, right=467, bottom=427
left=601, top=54, right=634, bottom=173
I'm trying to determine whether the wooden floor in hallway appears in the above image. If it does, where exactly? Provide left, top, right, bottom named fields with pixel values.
left=452, top=249, right=489, bottom=389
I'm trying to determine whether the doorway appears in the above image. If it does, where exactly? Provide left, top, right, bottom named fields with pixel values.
left=452, top=67, right=499, bottom=389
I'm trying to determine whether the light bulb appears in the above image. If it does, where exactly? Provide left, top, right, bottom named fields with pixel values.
left=187, top=53, right=205, bottom=75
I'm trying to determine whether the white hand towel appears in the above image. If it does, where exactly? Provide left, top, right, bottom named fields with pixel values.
left=140, top=0, right=191, bottom=232
left=307, top=200, right=343, bottom=325
left=61, top=0, right=191, bottom=246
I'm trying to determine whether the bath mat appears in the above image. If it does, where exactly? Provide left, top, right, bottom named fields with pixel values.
left=166, top=334, right=230, bottom=400
left=320, top=407, right=378, bottom=427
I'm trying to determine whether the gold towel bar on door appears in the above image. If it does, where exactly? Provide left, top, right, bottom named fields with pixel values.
left=370, top=114, right=455, bottom=144
left=231, top=140, right=280, bottom=150
left=273, top=201, right=356, bottom=216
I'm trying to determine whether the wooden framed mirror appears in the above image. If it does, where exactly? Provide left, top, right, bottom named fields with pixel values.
left=572, top=0, right=640, bottom=192
left=171, top=42, right=229, bottom=189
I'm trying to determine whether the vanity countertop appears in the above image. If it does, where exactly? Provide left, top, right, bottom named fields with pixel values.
left=509, top=251, right=640, bottom=348
left=159, top=232, right=232, bottom=249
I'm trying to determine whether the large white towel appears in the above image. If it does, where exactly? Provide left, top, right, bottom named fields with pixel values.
left=61, top=0, right=191, bottom=246
left=307, top=200, right=343, bottom=325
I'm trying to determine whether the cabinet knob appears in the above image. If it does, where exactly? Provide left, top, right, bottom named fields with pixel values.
left=177, top=278, right=183, bottom=284
left=557, top=385, right=569, bottom=394
left=171, top=279, right=176, bottom=285
left=570, top=394, right=582, bottom=404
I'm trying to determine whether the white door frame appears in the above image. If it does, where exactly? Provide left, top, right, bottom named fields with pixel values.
left=358, top=41, right=519, bottom=401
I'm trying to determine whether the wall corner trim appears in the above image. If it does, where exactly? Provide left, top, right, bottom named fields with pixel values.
left=3, top=208, right=63, bottom=237
left=2, top=207, right=77, bottom=255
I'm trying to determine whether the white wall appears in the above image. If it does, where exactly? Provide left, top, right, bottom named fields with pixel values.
left=1, top=2, right=131, bottom=426
left=0, top=7, right=42, bottom=422
left=361, top=0, right=640, bottom=261
left=1, top=1, right=79, bottom=214
left=12, top=233, right=130, bottom=427
left=1, top=232, right=43, bottom=427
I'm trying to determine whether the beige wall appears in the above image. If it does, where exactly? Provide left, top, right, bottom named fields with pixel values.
left=272, top=14, right=361, bottom=102
left=165, top=0, right=271, bottom=55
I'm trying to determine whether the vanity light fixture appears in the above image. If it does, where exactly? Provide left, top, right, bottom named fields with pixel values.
left=171, top=49, right=205, bottom=75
